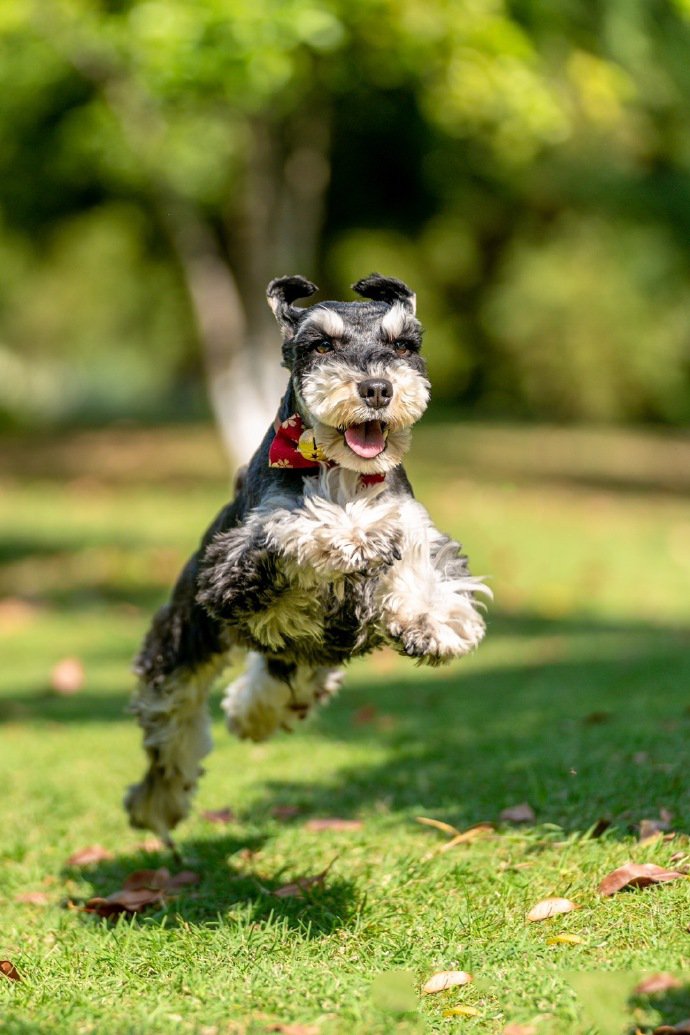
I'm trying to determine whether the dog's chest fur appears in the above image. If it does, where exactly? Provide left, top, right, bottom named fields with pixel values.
left=201, top=465, right=395, bottom=665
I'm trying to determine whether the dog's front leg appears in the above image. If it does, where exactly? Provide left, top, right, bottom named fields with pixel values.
left=263, top=487, right=403, bottom=576
left=376, top=500, right=490, bottom=665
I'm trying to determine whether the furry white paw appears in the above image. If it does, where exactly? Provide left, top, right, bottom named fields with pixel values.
left=389, top=608, right=485, bottom=665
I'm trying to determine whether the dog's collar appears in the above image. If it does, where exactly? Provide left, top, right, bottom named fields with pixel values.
left=268, top=413, right=385, bottom=486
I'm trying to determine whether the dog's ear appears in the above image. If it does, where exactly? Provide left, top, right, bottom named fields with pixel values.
left=352, top=273, right=416, bottom=315
left=266, top=275, right=319, bottom=337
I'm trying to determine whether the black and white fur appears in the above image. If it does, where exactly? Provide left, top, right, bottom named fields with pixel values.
left=125, top=274, right=490, bottom=843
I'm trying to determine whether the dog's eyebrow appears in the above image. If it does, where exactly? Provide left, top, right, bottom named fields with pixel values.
left=380, top=302, right=416, bottom=341
left=302, top=307, right=346, bottom=339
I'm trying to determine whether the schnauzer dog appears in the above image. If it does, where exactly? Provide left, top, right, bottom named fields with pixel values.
left=125, top=274, right=489, bottom=844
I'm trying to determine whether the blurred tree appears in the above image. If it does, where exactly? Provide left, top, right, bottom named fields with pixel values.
left=1, top=0, right=689, bottom=445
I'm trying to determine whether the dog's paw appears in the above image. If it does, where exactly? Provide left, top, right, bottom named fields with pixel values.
left=124, top=769, right=192, bottom=840
left=320, top=524, right=403, bottom=575
left=388, top=609, right=485, bottom=666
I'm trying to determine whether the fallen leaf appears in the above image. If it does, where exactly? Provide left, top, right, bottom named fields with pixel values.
left=84, top=887, right=166, bottom=917
left=14, top=891, right=50, bottom=905
left=502, top=1026, right=537, bottom=1035
left=634, top=973, right=683, bottom=995
left=422, top=970, right=472, bottom=994
left=82, top=868, right=200, bottom=917
left=273, top=864, right=332, bottom=899
left=50, top=657, right=85, bottom=695
left=201, top=807, right=235, bottom=825
left=66, top=844, right=114, bottom=866
left=0, top=597, right=39, bottom=634
left=443, top=1006, right=480, bottom=1017
left=670, top=851, right=689, bottom=864
left=654, top=1023, right=690, bottom=1034
left=598, top=862, right=686, bottom=896
left=272, top=805, right=301, bottom=820
left=0, top=960, right=21, bottom=981
left=304, top=818, right=363, bottom=832
left=583, top=710, right=612, bottom=725
left=416, top=816, right=462, bottom=837
left=547, top=933, right=584, bottom=945
left=438, top=824, right=495, bottom=852
left=353, top=704, right=378, bottom=724
left=123, top=868, right=200, bottom=892
left=500, top=803, right=536, bottom=824
left=526, top=897, right=578, bottom=922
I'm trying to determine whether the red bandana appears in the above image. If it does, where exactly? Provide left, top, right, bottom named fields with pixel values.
left=269, top=413, right=385, bottom=486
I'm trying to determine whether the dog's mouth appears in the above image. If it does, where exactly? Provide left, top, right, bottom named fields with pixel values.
left=340, top=420, right=388, bottom=459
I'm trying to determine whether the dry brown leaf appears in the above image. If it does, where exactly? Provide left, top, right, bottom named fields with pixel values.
left=500, top=802, right=536, bottom=824
left=654, top=1022, right=690, bottom=1034
left=502, top=1026, right=538, bottom=1035
left=598, top=862, right=686, bottom=896
left=416, top=816, right=462, bottom=837
left=84, top=887, right=166, bottom=917
left=66, top=844, right=114, bottom=866
left=272, top=805, right=301, bottom=820
left=526, top=897, right=578, bottom=922
left=670, top=851, right=689, bottom=864
left=547, top=933, right=584, bottom=945
left=0, top=597, right=39, bottom=634
left=304, top=818, right=363, bottom=832
left=438, top=823, right=495, bottom=852
left=14, top=891, right=50, bottom=905
left=201, top=807, right=235, bottom=825
left=583, top=710, right=612, bottom=725
left=273, top=865, right=331, bottom=899
left=353, top=704, right=378, bottom=725
left=443, top=1006, right=480, bottom=1017
left=634, top=973, right=683, bottom=996
left=123, top=868, right=200, bottom=892
left=50, top=657, right=85, bottom=695
left=0, top=960, right=22, bottom=982
left=83, top=868, right=200, bottom=917
left=422, top=970, right=472, bottom=994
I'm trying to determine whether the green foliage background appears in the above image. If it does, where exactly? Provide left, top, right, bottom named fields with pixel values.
left=1, top=0, right=690, bottom=427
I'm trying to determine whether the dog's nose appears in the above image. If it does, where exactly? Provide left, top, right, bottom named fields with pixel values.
left=357, top=378, right=393, bottom=408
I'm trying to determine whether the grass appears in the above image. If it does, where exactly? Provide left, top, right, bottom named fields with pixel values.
left=2, top=420, right=690, bottom=1035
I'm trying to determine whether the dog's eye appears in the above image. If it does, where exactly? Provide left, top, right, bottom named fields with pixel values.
left=393, top=340, right=412, bottom=356
left=313, top=341, right=332, bottom=355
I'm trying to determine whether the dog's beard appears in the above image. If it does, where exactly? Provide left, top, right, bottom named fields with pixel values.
left=297, top=359, right=430, bottom=474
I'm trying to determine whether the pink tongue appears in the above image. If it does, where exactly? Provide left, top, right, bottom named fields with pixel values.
left=344, top=421, right=386, bottom=458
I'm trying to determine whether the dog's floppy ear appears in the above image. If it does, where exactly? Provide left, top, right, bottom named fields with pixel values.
left=266, top=275, right=319, bottom=337
left=352, top=273, right=416, bottom=315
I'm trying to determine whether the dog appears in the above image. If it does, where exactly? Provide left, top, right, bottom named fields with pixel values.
left=124, top=273, right=490, bottom=845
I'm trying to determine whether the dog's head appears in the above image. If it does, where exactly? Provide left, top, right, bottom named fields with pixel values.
left=267, top=273, right=430, bottom=474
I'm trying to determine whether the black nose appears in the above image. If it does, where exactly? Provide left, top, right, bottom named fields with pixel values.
left=357, top=378, right=393, bottom=408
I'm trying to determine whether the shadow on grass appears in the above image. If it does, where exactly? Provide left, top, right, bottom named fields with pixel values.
left=49, top=609, right=690, bottom=939
left=65, top=833, right=359, bottom=936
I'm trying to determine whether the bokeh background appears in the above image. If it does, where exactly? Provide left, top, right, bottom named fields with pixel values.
left=3, top=6, right=690, bottom=1031
left=2, top=0, right=690, bottom=444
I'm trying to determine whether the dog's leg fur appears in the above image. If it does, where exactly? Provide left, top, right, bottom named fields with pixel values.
left=222, top=653, right=344, bottom=742
left=124, top=555, right=231, bottom=841
left=376, top=498, right=490, bottom=665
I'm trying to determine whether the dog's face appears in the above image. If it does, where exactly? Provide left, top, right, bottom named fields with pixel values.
left=267, top=274, right=430, bottom=474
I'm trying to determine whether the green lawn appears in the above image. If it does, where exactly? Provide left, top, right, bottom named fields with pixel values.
left=2, top=422, right=690, bottom=1035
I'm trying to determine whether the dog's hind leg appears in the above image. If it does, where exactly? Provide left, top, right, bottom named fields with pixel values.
left=222, top=653, right=343, bottom=742
left=124, top=555, right=230, bottom=843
